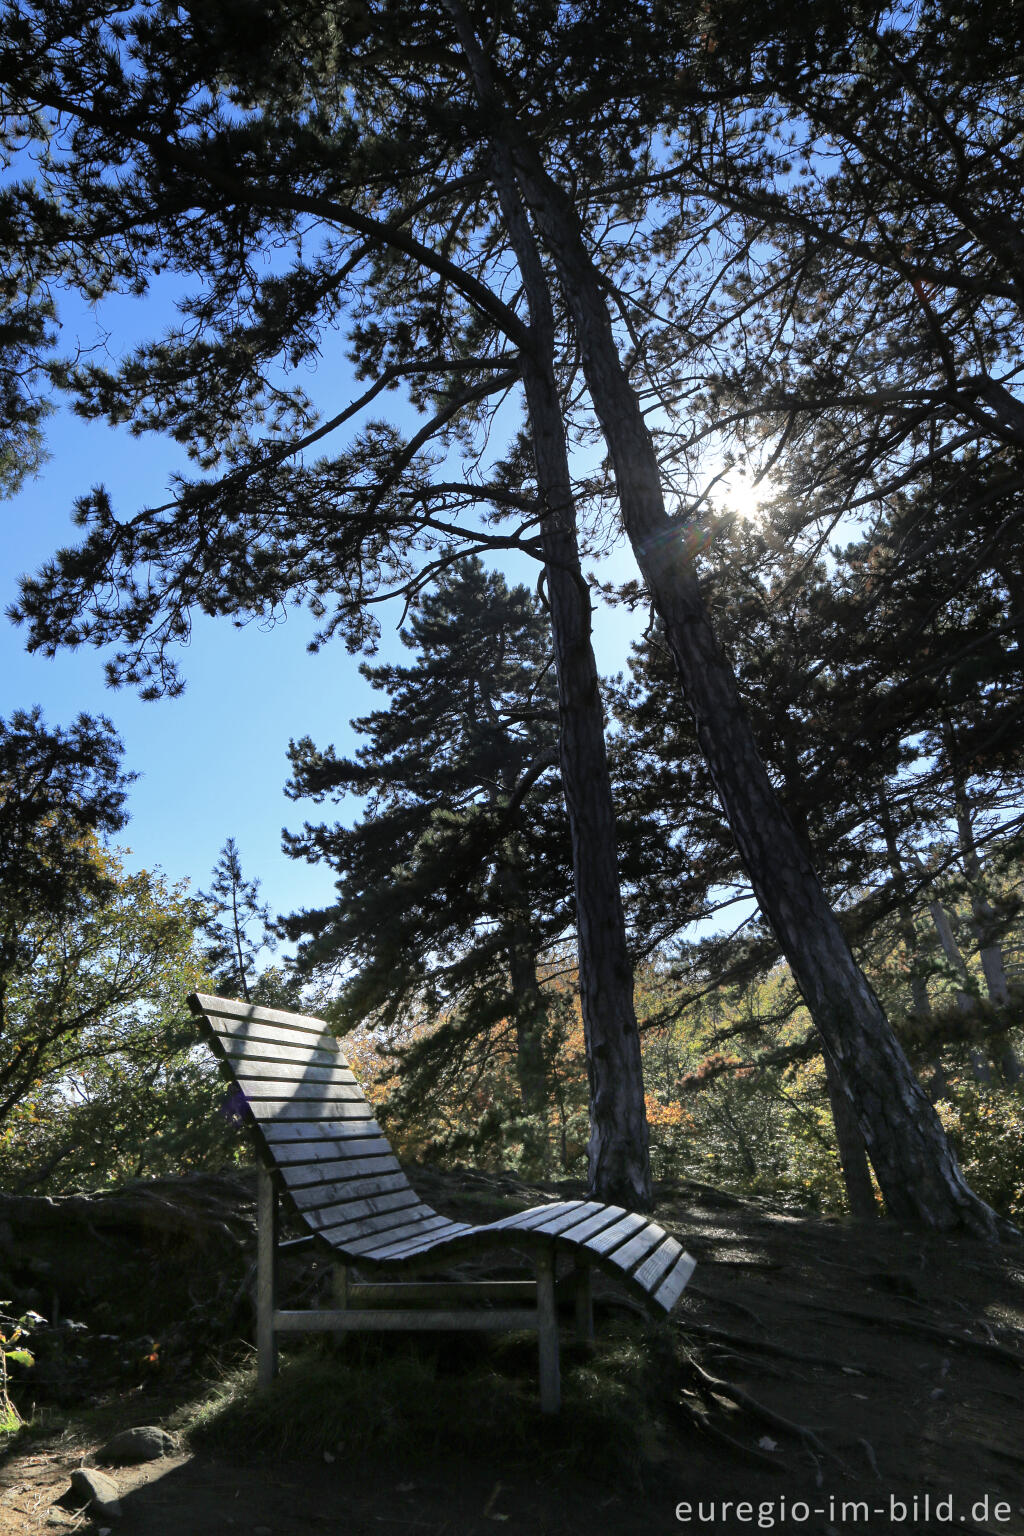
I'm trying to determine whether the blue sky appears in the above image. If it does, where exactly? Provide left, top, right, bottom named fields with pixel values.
left=2, top=293, right=647, bottom=932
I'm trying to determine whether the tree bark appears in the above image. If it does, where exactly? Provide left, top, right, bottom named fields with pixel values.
left=466, top=86, right=1011, bottom=1238
left=496, top=176, right=651, bottom=1209
left=822, top=1048, right=877, bottom=1218
left=442, top=6, right=652, bottom=1207
left=506, top=919, right=549, bottom=1117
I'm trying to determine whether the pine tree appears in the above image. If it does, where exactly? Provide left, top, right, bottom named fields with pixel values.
left=283, top=558, right=568, bottom=1130
left=2, top=0, right=1015, bottom=1231
left=199, top=838, right=274, bottom=1003
left=2, top=0, right=656, bottom=1205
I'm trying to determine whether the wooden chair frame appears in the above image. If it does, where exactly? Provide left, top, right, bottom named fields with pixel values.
left=190, top=992, right=695, bottom=1413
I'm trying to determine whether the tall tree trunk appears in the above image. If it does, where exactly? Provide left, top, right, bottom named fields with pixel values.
left=924, top=892, right=979, bottom=1016
left=528, top=399, right=652, bottom=1207
left=526, top=222, right=1005, bottom=1231
left=440, top=16, right=652, bottom=1206
left=910, top=850, right=997, bottom=1087
left=876, top=801, right=947, bottom=1099
left=506, top=921, right=549, bottom=1117
left=444, top=33, right=1010, bottom=1234
left=791, top=775, right=874, bottom=1212
left=499, top=183, right=651, bottom=1210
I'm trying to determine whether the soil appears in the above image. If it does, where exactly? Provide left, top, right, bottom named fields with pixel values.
left=1, top=1173, right=1023, bottom=1536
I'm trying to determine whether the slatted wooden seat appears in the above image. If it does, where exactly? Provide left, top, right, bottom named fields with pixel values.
left=189, top=991, right=695, bottom=1412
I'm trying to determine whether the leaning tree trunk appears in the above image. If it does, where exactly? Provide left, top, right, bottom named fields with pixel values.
left=483, top=151, right=651, bottom=1210
left=527, top=401, right=652, bottom=1208
left=454, top=85, right=1012, bottom=1237
left=790, top=778, right=874, bottom=1212
left=547, top=316, right=1006, bottom=1230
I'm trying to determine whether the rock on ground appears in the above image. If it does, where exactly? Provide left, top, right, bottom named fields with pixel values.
left=95, top=1425, right=177, bottom=1464
left=69, top=1466, right=122, bottom=1519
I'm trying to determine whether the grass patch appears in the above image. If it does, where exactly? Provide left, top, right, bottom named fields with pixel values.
left=185, top=1321, right=679, bottom=1484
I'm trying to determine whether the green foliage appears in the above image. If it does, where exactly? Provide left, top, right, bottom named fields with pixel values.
left=0, top=707, right=131, bottom=940
left=284, top=558, right=571, bottom=1130
left=2, top=0, right=1023, bottom=1224
left=0, top=842, right=244, bottom=1191
left=0, top=1304, right=40, bottom=1433
left=937, top=1080, right=1024, bottom=1223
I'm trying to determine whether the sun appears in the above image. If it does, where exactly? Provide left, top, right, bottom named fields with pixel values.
left=714, top=471, right=776, bottom=524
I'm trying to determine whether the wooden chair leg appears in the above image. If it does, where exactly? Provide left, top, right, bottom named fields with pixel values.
left=332, top=1262, right=349, bottom=1308
left=535, top=1249, right=561, bottom=1414
left=573, top=1256, right=594, bottom=1344
left=256, top=1164, right=279, bottom=1387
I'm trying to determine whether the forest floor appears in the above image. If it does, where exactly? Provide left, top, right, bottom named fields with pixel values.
left=1, top=1169, right=1023, bottom=1536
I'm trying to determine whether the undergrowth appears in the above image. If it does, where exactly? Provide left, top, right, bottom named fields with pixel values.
left=184, top=1321, right=680, bottom=1484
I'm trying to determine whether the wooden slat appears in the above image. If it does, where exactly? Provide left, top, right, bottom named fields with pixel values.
left=344, top=1214, right=456, bottom=1256
left=247, top=1099, right=376, bottom=1123
left=207, top=1013, right=336, bottom=1047
left=525, top=1201, right=605, bottom=1236
left=631, top=1237, right=681, bottom=1295
left=552, top=1205, right=626, bottom=1245
left=263, top=1120, right=385, bottom=1148
left=604, top=1222, right=667, bottom=1274
left=582, top=1211, right=648, bottom=1257
left=322, top=1203, right=440, bottom=1246
left=303, top=1189, right=421, bottom=1232
left=290, top=1172, right=412, bottom=1211
left=227, top=1058, right=359, bottom=1086
left=345, top=1281, right=536, bottom=1304
left=208, top=1022, right=344, bottom=1064
left=191, top=992, right=335, bottom=1037
left=491, top=1201, right=584, bottom=1233
left=547, top=1205, right=626, bottom=1244
left=652, top=1250, right=697, bottom=1312
left=220, top=1038, right=344, bottom=1069
left=236, top=1079, right=367, bottom=1103
left=280, top=1154, right=402, bottom=1186
left=318, top=1196, right=432, bottom=1238
left=363, top=1222, right=475, bottom=1260
left=273, top=1307, right=539, bottom=1334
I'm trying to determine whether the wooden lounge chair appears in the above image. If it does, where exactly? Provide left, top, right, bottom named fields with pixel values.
left=189, top=991, right=695, bottom=1412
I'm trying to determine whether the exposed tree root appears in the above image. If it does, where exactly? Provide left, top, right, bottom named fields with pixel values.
left=689, top=1360, right=833, bottom=1463
left=808, top=1303, right=1024, bottom=1369
left=681, top=1320, right=879, bottom=1375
